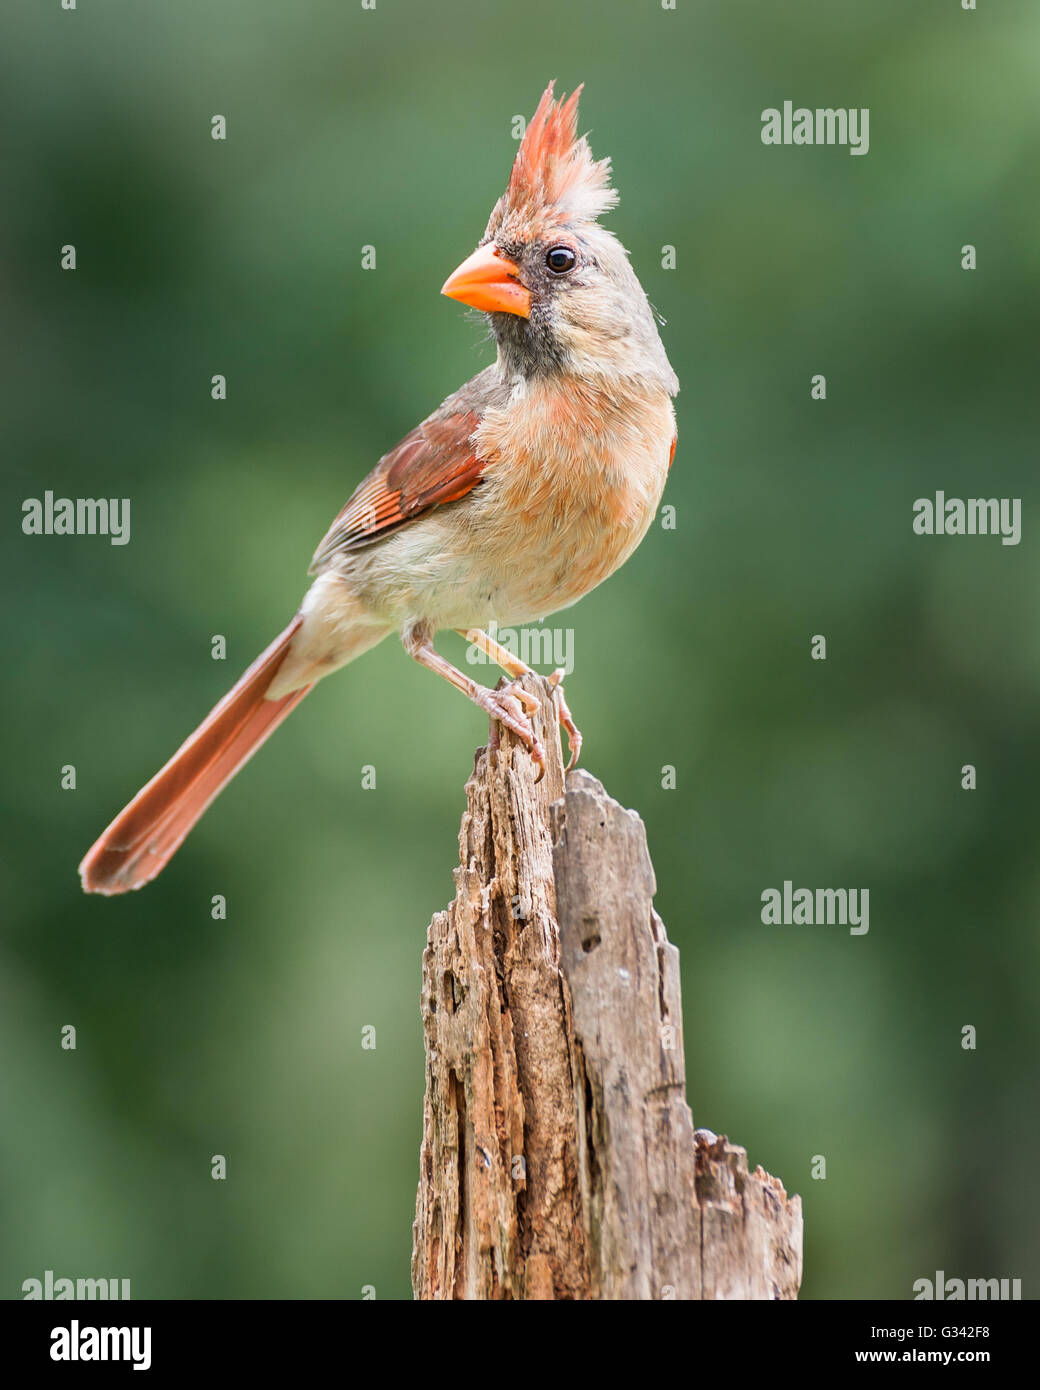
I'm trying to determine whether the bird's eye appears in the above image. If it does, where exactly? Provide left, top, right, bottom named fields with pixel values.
left=545, top=245, right=578, bottom=274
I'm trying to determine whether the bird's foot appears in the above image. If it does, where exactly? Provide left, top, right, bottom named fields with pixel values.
left=479, top=683, right=545, bottom=777
left=502, top=680, right=540, bottom=716
left=548, top=669, right=582, bottom=771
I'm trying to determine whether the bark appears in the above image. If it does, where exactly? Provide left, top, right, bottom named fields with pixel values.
left=411, top=672, right=802, bottom=1300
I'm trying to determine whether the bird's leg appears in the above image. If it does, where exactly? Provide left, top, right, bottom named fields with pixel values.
left=546, top=667, right=582, bottom=771
left=457, top=628, right=539, bottom=713
left=459, top=628, right=582, bottom=772
left=403, top=622, right=545, bottom=773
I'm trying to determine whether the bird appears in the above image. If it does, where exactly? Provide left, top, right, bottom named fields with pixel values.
left=79, top=80, right=679, bottom=895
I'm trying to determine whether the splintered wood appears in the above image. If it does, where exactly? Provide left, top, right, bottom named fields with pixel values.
left=411, top=673, right=802, bottom=1300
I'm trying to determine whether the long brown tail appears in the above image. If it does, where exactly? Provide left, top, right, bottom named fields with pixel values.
left=79, top=616, right=313, bottom=895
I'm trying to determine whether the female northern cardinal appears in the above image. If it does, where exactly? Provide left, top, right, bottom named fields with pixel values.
left=80, top=81, right=679, bottom=894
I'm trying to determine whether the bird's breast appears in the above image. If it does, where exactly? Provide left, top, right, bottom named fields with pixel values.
left=469, top=378, right=676, bottom=618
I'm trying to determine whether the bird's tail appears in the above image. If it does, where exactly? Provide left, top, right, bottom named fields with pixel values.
left=79, top=616, right=313, bottom=896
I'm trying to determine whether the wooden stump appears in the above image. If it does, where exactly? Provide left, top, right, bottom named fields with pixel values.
left=411, top=673, right=802, bottom=1300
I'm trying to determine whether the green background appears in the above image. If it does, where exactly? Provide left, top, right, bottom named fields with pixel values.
left=2, top=0, right=1038, bottom=1300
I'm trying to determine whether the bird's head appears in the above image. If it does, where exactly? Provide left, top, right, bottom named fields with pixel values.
left=441, top=82, right=677, bottom=394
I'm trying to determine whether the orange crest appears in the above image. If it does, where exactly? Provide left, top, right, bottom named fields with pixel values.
left=487, top=82, right=618, bottom=236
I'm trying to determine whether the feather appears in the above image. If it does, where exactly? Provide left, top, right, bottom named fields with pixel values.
left=487, top=81, right=619, bottom=234
left=79, top=617, right=312, bottom=894
left=308, top=409, right=485, bottom=568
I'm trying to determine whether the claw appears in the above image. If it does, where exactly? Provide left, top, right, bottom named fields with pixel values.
left=548, top=669, right=582, bottom=771
left=532, top=741, right=546, bottom=783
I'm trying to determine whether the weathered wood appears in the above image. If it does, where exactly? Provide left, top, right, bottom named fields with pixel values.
left=693, top=1130, right=803, bottom=1300
left=410, top=673, right=585, bottom=1300
left=411, top=672, right=802, bottom=1300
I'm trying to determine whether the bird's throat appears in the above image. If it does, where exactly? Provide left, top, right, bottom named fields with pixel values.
left=490, top=310, right=568, bottom=381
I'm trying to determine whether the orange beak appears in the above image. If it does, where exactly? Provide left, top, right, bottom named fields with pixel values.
left=441, top=244, right=531, bottom=318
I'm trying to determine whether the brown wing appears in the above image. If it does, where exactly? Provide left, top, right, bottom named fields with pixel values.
left=309, top=409, right=485, bottom=573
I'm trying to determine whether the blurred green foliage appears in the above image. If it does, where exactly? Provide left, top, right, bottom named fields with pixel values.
left=2, top=0, right=1038, bottom=1300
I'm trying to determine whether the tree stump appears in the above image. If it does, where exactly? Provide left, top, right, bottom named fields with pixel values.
left=411, top=672, right=802, bottom=1300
